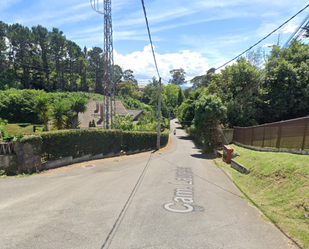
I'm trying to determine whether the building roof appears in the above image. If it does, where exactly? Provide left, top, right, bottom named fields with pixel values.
left=78, top=100, right=144, bottom=128
left=126, top=110, right=144, bottom=121
left=138, top=85, right=146, bottom=90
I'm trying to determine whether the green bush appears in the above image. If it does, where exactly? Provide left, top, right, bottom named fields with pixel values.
left=40, top=129, right=122, bottom=161
left=40, top=129, right=169, bottom=162
left=122, top=130, right=169, bottom=151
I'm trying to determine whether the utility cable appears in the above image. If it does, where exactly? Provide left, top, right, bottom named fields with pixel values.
left=215, top=4, right=309, bottom=71
left=141, top=0, right=160, bottom=79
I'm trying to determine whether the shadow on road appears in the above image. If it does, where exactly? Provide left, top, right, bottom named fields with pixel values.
left=177, top=136, right=192, bottom=140
left=191, top=154, right=207, bottom=159
left=191, top=153, right=217, bottom=160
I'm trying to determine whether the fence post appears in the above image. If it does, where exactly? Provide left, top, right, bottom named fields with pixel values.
left=276, top=122, right=282, bottom=149
left=251, top=126, right=254, bottom=146
left=262, top=126, right=265, bottom=148
left=301, top=120, right=308, bottom=150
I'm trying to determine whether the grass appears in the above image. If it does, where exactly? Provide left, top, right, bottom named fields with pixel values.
left=214, top=144, right=309, bottom=249
left=3, top=124, right=43, bottom=136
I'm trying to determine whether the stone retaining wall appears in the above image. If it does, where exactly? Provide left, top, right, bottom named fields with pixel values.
left=15, top=142, right=42, bottom=173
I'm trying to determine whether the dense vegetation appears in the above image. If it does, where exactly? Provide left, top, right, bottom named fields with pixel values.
left=179, top=39, right=309, bottom=129
left=1, top=20, right=309, bottom=151
left=0, top=21, right=137, bottom=93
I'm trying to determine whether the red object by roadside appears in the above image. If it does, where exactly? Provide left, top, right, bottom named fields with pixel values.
left=223, top=145, right=233, bottom=163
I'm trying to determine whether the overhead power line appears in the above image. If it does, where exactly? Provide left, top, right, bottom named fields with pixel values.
left=141, top=0, right=160, bottom=79
left=140, top=0, right=163, bottom=150
left=215, top=4, right=309, bottom=71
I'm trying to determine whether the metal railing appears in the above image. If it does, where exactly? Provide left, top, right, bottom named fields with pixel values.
left=0, top=142, right=15, bottom=155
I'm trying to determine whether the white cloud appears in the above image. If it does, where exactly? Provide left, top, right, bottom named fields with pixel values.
left=263, top=43, right=275, bottom=48
left=114, top=45, right=209, bottom=85
left=0, top=0, right=21, bottom=11
left=281, top=23, right=299, bottom=34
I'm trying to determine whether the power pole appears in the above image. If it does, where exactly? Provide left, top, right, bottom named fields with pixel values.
left=156, top=77, right=162, bottom=150
left=90, top=0, right=115, bottom=129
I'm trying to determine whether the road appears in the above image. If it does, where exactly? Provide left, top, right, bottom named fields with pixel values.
left=0, top=119, right=294, bottom=249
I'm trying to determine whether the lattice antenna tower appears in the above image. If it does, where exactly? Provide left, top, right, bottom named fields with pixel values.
left=90, top=0, right=115, bottom=129
left=283, top=13, right=309, bottom=48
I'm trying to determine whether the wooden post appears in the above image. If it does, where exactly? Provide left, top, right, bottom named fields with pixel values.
left=251, top=126, right=254, bottom=146
left=301, top=120, right=308, bottom=150
left=276, top=122, right=282, bottom=149
left=262, top=126, right=266, bottom=148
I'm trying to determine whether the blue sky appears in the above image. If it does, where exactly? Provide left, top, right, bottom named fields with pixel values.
left=1, top=0, right=309, bottom=85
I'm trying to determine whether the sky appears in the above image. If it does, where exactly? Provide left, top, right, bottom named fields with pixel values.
left=1, top=0, right=309, bottom=86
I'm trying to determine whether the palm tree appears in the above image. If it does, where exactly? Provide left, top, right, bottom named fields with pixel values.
left=51, top=101, right=69, bottom=130
left=69, top=96, right=87, bottom=129
left=34, top=94, right=51, bottom=131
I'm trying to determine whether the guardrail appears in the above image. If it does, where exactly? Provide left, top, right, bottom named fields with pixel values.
left=0, top=142, right=15, bottom=155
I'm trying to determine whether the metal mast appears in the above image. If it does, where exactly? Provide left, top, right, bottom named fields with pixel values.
left=283, top=13, right=309, bottom=48
left=90, top=0, right=115, bottom=129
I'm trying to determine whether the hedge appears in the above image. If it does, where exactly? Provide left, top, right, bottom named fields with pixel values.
left=40, top=129, right=122, bottom=161
left=38, top=129, right=169, bottom=162
left=122, top=130, right=169, bottom=151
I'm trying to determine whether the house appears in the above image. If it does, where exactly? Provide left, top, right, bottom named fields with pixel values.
left=138, top=85, right=146, bottom=93
left=78, top=100, right=144, bottom=128
left=126, top=110, right=145, bottom=121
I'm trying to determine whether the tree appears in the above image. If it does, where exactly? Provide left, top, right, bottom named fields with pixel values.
left=118, top=80, right=140, bottom=99
left=65, top=40, right=82, bottom=92
left=169, top=68, right=186, bottom=85
left=32, top=25, right=51, bottom=91
left=49, top=28, right=66, bottom=90
left=208, top=56, right=264, bottom=127
left=79, top=46, right=88, bottom=92
left=0, top=21, right=6, bottom=56
left=51, top=100, right=70, bottom=130
left=191, top=95, right=226, bottom=152
left=177, top=87, right=184, bottom=106
left=264, top=40, right=309, bottom=122
left=177, top=99, right=195, bottom=127
left=142, top=79, right=159, bottom=104
left=69, top=96, right=87, bottom=128
left=112, top=114, right=135, bottom=131
left=136, top=111, right=157, bottom=131
left=123, top=69, right=138, bottom=87
left=88, top=47, right=104, bottom=94
left=0, top=21, right=14, bottom=90
left=113, top=65, right=123, bottom=94
left=34, top=94, right=51, bottom=131
left=7, top=23, right=33, bottom=89
left=164, top=84, right=179, bottom=109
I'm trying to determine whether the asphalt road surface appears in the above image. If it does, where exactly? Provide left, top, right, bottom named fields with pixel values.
left=0, top=119, right=295, bottom=249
